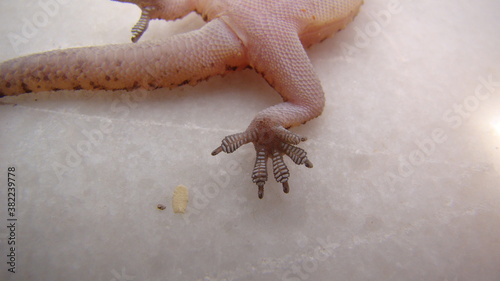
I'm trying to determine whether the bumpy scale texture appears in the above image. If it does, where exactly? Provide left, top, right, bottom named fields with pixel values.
left=0, top=0, right=363, bottom=198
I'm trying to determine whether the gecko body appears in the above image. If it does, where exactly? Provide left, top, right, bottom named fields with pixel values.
left=0, top=0, right=363, bottom=198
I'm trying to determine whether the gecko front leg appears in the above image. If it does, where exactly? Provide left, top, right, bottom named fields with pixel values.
left=212, top=122, right=313, bottom=199
left=212, top=22, right=325, bottom=199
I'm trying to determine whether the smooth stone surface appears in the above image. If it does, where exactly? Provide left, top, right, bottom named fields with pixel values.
left=0, top=0, right=499, bottom=280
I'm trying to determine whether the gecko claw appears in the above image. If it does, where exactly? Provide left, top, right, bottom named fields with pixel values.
left=252, top=148, right=268, bottom=198
left=212, top=125, right=313, bottom=198
left=258, top=183, right=264, bottom=199
left=211, top=146, right=223, bottom=156
left=282, top=182, right=290, bottom=194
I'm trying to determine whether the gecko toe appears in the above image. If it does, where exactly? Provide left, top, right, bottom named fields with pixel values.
left=272, top=150, right=290, bottom=189
left=252, top=148, right=268, bottom=198
left=112, top=0, right=156, bottom=43
left=212, top=126, right=313, bottom=198
left=275, top=126, right=307, bottom=145
left=212, top=131, right=257, bottom=155
left=281, top=143, right=313, bottom=167
left=130, top=6, right=156, bottom=42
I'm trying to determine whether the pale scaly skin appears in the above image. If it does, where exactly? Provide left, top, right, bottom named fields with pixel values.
left=0, top=0, right=363, bottom=198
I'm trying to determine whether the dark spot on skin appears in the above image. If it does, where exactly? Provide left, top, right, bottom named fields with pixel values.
left=5, top=82, right=11, bottom=88
left=21, top=83, right=32, bottom=93
left=0, top=93, right=4, bottom=98
left=89, top=81, right=95, bottom=87
left=73, top=65, right=83, bottom=74
left=132, top=81, right=139, bottom=89
left=37, top=85, right=41, bottom=89
left=52, top=87, right=61, bottom=91
left=105, top=75, right=111, bottom=81
left=114, top=77, right=118, bottom=82
left=178, top=80, right=190, bottom=87
left=225, top=65, right=238, bottom=71
left=210, top=63, right=215, bottom=68
left=202, top=14, right=208, bottom=21
left=74, top=85, right=83, bottom=90
left=61, top=74, right=67, bottom=80
left=43, top=75, right=49, bottom=81
left=195, top=75, right=211, bottom=84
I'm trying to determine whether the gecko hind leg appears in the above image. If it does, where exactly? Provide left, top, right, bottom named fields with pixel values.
left=212, top=125, right=313, bottom=199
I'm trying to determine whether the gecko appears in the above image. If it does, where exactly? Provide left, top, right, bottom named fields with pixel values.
left=0, top=0, right=363, bottom=198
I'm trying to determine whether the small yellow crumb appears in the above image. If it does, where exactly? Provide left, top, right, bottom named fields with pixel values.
left=157, top=204, right=166, bottom=210
left=172, top=184, right=189, bottom=213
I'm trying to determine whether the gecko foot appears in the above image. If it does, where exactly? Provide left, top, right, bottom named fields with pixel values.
left=212, top=125, right=313, bottom=199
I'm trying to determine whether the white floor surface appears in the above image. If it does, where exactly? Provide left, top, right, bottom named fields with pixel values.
left=0, top=0, right=499, bottom=280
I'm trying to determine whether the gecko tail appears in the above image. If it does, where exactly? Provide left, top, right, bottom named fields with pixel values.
left=0, top=19, right=246, bottom=97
